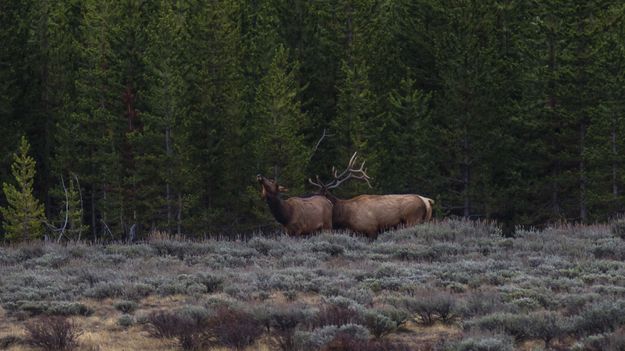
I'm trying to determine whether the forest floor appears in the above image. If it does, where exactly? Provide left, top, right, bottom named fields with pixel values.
left=1, top=219, right=625, bottom=350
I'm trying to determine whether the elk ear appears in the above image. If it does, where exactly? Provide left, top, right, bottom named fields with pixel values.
left=278, top=185, right=289, bottom=193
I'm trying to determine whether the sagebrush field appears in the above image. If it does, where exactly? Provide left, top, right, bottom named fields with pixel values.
left=1, top=220, right=625, bottom=350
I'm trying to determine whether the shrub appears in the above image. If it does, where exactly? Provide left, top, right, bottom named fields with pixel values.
left=0, top=335, right=22, bottom=349
left=194, top=273, right=223, bottom=293
left=467, top=313, right=534, bottom=342
left=608, top=328, right=625, bottom=351
left=344, top=287, right=374, bottom=306
left=25, top=316, right=82, bottom=351
left=322, top=335, right=411, bottom=351
left=125, top=283, right=155, bottom=299
left=206, top=306, right=263, bottom=350
left=570, top=301, right=625, bottom=336
left=377, top=306, right=410, bottom=328
left=117, top=314, right=134, bottom=328
left=84, top=281, right=126, bottom=299
left=267, top=306, right=308, bottom=351
left=460, top=292, right=503, bottom=318
left=363, top=310, right=396, bottom=338
left=310, top=241, right=345, bottom=256
left=468, top=311, right=568, bottom=344
left=295, top=326, right=339, bottom=351
left=146, top=307, right=209, bottom=351
left=146, top=310, right=187, bottom=338
left=403, top=292, right=458, bottom=325
left=16, top=244, right=45, bottom=261
left=334, top=324, right=370, bottom=341
left=611, top=218, right=625, bottom=240
left=249, top=237, right=283, bottom=255
left=572, top=334, right=610, bottom=351
left=451, top=334, right=515, bottom=351
left=530, top=311, right=568, bottom=347
left=283, top=290, right=297, bottom=301
left=13, top=301, right=93, bottom=317
left=296, top=324, right=369, bottom=351
left=313, top=304, right=363, bottom=328
left=46, top=302, right=94, bottom=317
left=114, top=300, right=138, bottom=314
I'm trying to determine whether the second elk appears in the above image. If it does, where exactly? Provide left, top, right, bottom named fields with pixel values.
left=309, top=153, right=434, bottom=239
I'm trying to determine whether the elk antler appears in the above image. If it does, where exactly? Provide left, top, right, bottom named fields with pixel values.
left=309, top=152, right=373, bottom=191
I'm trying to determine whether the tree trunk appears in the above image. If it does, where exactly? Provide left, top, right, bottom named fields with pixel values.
left=165, top=127, right=172, bottom=234
left=90, top=186, right=97, bottom=240
left=548, top=32, right=560, bottom=218
left=462, top=125, right=471, bottom=218
left=177, top=193, right=182, bottom=235
left=580, top=122, right=587, bottom=222
left=612, top=118, right=618, bottom=197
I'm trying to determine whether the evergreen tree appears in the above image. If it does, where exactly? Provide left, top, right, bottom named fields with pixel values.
left=56, top=175, right=88, bottom=241
left=253, top=45, right=310, bottom=193
left=374, top=79, right=433, bottom=194
left=430, top=0, right=502, bottom=218
left=1, top=137, right=47, bottom=241
left=56, top=0, right=124, bottom=239
left=133, top=0, right=189, bottom=235
left=180, top=0, right=248, bottom=234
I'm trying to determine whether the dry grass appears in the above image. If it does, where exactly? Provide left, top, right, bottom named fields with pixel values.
left=393, top=321, right=461, bottom=350
left=0, top=297, right=279, bottom=351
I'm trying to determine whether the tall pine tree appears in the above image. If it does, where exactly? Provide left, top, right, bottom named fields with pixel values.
left=1, top=137, right=47, bottom=241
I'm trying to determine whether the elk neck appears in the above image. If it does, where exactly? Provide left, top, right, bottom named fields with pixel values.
left=265, top=194, right=292, bottom=225
left=323, top=191, right=339, bottom=204
left=328, top=195, right=349, bottom=228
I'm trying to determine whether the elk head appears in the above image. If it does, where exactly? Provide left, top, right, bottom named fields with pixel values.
left=256, top=174, right=333, bottom=235
left=257, top=174, right=289, bottom=200
left=308, top=152, right=372, bottom=196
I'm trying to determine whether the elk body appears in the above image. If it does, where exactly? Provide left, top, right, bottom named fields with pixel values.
left=310, top=153, right=434, bottom=238
left=257, top=175, right=332, bottom=236
left=325, top=192, right=434, bottom=238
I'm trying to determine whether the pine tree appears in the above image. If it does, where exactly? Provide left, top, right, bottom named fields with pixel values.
left=1, top=136, right=47, bottom=241
left=55, top=0, right=124, bottom=239
left=374, top=79, right=433, bottom=194
left=179, top=0, right=248, bottom=234
left=133, top=0, right=189, bottom=235
left=332, top=59, right=374, bottom=164
left=253, top=45, right=310, bottom=192
left=59, top=176, right=88, bottom=241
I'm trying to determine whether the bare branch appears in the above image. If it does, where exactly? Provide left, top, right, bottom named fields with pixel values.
left=56, top=175, right=69, bottom=243
left=309, top=128, right=334, bottom=160
left=101, top=219, right=114, bottom=239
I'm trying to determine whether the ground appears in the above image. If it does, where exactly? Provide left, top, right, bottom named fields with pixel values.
left=1, top=220, right=625, bottom=350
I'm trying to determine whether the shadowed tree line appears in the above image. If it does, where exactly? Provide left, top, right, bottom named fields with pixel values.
left=1, top=0, right=625, bottom=240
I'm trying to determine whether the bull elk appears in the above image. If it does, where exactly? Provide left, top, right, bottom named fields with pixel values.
left=309, top=153, right=434, bottom=238
left=257, top=174, right=333, bottom=236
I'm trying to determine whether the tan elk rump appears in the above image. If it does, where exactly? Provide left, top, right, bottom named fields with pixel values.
left=257, top=175, right=332, bottom=236
left=310, top=153, right=434, bottom=238
left=329, top=194, right=433, bottom=238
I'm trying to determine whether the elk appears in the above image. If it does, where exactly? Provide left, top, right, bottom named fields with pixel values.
left=257, top=174, right=333, bottom=236
left=309, top=153, right=434, bottom=238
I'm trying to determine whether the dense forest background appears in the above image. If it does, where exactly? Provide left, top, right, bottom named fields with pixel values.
left=1, top=0, right=625, bottom=240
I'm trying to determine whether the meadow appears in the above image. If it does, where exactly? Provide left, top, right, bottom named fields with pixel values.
left=1, top=219, right=625, bottom=351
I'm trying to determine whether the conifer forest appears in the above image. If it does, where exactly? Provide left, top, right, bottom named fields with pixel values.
left=2, top=0, right=625, bottom=240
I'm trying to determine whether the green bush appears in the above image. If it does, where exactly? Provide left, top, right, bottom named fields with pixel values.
left=114, top=300, right=138, bottom=314
left=117, top=314, right=134, bottom=328
left=451, top=334, right=514, bottom=351
left=611, top=218, right=625, bottom=240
